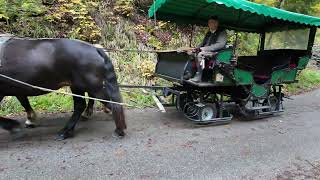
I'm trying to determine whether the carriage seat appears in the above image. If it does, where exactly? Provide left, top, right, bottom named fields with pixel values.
left=200, top=46, right=234, bottom=69
left=237, top=54, right=292, bottom=84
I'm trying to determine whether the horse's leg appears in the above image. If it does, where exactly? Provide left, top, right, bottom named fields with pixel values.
left=56, top=87, right=86, bottom=140
left=16, top=96, right=38, bottom=128
left=82, top=98, right=94, bottom=120
left=0, top=96, right=22, bottom=133
left=90, top=89, right=126, bottom=137
left=90, top=93, right=112, bottom=114
left=102, top=101, right=112, bottom=114
left=82, top=94, right=112, bottom=120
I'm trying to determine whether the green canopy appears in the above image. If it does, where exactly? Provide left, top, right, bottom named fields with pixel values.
left=148, top=0, right=320, bottom=32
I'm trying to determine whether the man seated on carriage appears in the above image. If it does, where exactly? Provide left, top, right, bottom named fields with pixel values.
left=190, top=16, right=228, bottom=82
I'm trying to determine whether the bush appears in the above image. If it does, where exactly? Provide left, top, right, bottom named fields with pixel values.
left=285, top=68, right=320, bottom=95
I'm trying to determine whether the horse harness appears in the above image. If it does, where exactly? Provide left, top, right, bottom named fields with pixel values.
left=0, top=34, right=14, bottom=67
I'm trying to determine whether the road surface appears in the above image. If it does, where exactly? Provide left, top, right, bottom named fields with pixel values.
left=1, top=90, right=320, bottom=179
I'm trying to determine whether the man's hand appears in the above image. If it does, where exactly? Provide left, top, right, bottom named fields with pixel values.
left=177, top=47, right=195, bottom=52
left=177, top=47, right=201, bottom=55
left=193, top=47, right=201, bottom=53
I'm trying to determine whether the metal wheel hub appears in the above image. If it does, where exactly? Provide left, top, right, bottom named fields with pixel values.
left=201, top=106, right=214, bottom=121
left=198, top=103, right=218, bottom=122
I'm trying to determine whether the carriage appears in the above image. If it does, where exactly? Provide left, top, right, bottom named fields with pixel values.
left=148, top=0, right=320, bottom=124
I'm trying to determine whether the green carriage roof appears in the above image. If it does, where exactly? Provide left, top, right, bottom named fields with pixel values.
left=148, top=0, right=320, bottom=32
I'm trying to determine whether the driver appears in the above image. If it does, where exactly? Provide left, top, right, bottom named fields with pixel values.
left=190, top=16, right=227, bottom=82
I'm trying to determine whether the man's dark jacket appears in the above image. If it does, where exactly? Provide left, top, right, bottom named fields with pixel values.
left=198, top=28, right=227, bottom=52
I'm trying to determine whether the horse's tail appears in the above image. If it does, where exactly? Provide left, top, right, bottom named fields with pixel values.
left=96, top=48, right=126, bottom=132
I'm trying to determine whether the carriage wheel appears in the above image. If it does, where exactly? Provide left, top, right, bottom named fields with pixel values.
left=199, top=103, right=218, bottom=121
left=176, top=93, right=189, bottom=112
left=183, top=102, right=218, bottom=122
left=183, top=102, right=199, bottom=119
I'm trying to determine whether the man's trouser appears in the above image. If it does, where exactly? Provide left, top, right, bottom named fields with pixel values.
left=191, top=51, right=216, bottom=82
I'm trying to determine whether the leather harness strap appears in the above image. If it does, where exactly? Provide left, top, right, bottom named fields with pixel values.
left=0, top=34, right=14, bottom=67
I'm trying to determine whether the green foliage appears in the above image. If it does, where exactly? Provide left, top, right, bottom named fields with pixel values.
left=281, top=0, right=320, bottom=15
left=0, top=0, right=46, bottom=21
left=1, top=0, right=101, bottom=42
left=251, top=0, right=320, bottom=16
left=147, top=36, right=163, bottom=50
left=46, top=0, right=101, bottom=42
left=114, top=0, right=135, bottom=17
left=234, top=32, right=260, bottom=56
left=0, top=0, right=48, bottom=34
left=122, top=90, right=155, bottom=108
left=6, top=17, right=56, bottom=37
left=251, top=0, right=278, bottom=7
left=0, top=92, right=73, bottom=116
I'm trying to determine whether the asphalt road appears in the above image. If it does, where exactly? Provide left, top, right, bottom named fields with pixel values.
left=1, top=90, right=320, bottom=180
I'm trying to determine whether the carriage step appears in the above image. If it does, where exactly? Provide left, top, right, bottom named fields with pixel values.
left=191, top=116, right=233, bottom=125
left=259, top=110, right=284, bottom=115
left=249, top=106, right=271, bottom=110
left=239, top=109, right=284, bottom=120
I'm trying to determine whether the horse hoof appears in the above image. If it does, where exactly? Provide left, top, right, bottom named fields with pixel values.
left=113, top=129, right=125, bottom=138
left=55, top=134, right=67, bottom=141
left=55, top=133, right=71, bottom=141
left=56, top=130, right=74, bottom=141
left=25, top=119, right=37, bottom=128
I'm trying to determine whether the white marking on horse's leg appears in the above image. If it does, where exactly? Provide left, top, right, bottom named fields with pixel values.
left=25, top=110, right=38, bottom=126
left=25, top=119, right=34, bottom=125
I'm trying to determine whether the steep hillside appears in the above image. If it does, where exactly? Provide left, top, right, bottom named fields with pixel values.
left=0, top=0, right=178, bottom=85
left=0, top=0, right=198, bottom=113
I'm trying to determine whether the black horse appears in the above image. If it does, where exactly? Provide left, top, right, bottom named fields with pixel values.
left=0, top=37, right=126, bottom=140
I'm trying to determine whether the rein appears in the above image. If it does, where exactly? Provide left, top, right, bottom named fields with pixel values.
left=0, top=73, right=135, bottom=107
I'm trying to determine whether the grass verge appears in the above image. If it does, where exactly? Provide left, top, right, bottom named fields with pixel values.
left=284, top=68, right=320, bottom=95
